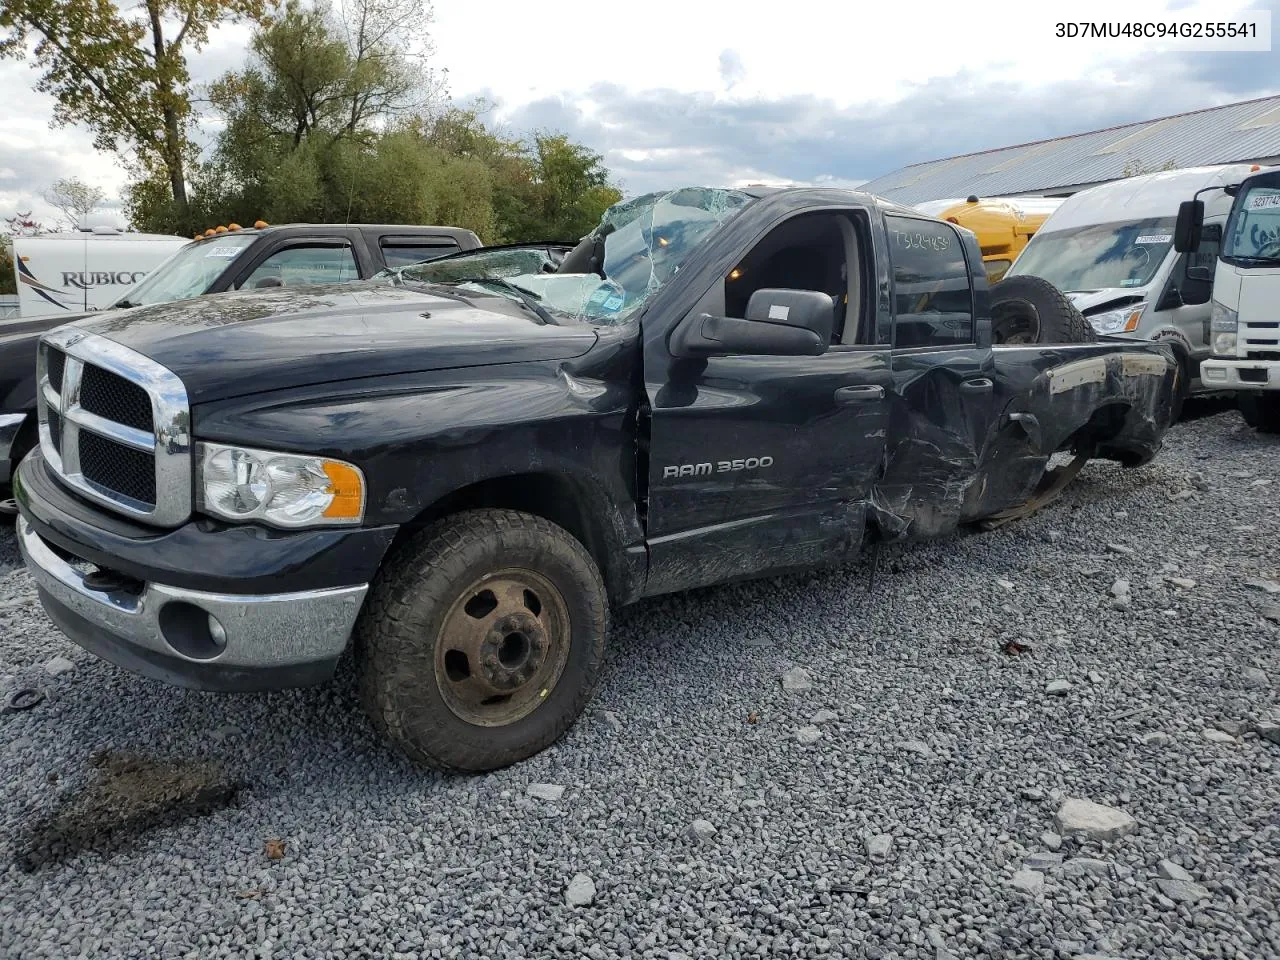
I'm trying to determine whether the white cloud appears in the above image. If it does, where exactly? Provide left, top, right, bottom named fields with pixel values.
left=0, top=0, right=1274, bottom=224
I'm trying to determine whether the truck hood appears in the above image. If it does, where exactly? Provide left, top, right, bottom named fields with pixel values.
left=65, top=282, right=598, bottom=404
left=1062, top=288, right=1146, bottom=314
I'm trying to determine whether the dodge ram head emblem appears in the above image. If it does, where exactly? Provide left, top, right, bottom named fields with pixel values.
left=662, top=456, right=774, bottom=479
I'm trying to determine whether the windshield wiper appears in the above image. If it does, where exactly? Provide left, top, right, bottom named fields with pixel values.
left=112, top=299, right=140, bottom=309
left=457, top=277, right=557, bottom=325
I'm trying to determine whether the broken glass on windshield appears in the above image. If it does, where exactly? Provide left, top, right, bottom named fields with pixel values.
left=392, top=187, right=754, bottom=324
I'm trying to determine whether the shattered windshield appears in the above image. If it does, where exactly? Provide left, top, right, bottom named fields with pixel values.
left=393, top=187, right=754, bottom=324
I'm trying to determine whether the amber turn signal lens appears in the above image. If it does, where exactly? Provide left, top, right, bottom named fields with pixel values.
left=321, top=461, right=365, bottom=520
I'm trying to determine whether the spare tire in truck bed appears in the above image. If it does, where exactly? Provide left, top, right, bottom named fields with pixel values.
left=990, top=275, right=1096, bottom=345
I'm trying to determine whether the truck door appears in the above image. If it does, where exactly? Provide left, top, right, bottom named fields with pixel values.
left=642, top=208, right=891, bottom=596
left=875, top=213, right=1001, bottom=539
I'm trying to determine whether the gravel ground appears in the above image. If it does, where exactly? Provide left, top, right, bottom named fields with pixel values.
left=1, top=407, right=1278, bottom=960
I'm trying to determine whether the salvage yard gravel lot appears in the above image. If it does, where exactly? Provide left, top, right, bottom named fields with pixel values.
left=2, top=408, right=1278, bottom=959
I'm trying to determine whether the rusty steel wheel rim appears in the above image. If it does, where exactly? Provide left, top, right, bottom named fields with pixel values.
left=434, top=569, right=571, bottom=727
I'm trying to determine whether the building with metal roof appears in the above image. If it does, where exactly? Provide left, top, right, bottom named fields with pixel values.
left=858, top=95, right=1280, bottom=205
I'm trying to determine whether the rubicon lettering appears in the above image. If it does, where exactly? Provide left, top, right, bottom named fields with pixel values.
left=60, top=271, right=147, bottom=289
left=662, top=456, right=774, bottom=479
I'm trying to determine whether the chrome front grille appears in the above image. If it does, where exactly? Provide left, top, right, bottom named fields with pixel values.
left=37, top=327, right=192, bottom=526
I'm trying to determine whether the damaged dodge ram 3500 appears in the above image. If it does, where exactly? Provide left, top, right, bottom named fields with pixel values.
left=15, top=186, right=1179, bottom=772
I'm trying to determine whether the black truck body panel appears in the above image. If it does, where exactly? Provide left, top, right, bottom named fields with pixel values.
left=14, top=185, right=1177, bottom=693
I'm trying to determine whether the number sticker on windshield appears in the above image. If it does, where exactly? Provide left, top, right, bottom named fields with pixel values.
left=1134, top=234, right=1172, bottom=244
left=1248, top=193, right=1280, bottom=210
left=204, top=245, right=242, bottom=258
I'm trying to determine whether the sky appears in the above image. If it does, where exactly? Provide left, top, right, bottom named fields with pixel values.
left=1, top=0, right=1277, bottom=227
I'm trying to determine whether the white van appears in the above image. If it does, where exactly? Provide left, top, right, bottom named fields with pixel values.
left=9, top=222, right=187, bottom=321
left=1006, top=165, right=1262, bottom=405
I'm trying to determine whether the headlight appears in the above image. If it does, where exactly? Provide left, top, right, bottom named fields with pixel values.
left=1210, top=301, right=1238, bottom=356
left=197, top=442, right=365, bottom=528
left=1086, top=302, right=1146, bottom=335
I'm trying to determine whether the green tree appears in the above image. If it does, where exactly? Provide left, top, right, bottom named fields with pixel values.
left=1, top=0, right=264, bottom=226
left=129, top=2, right=620, bottom=243
left=0, top=237, right=15, bottom=296
left=43, top=176, right=106, bottom=226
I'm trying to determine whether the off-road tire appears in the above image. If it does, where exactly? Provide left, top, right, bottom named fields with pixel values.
left=1239, top=393, right=1280, bottom=433
left=355, top=508, right=608, bottom=773
left=990, top=275, right=1096, bottom=345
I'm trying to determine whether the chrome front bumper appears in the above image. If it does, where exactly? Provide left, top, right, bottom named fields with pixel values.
left=0, top=411, right=28, bottom=485
left=18, top=516, right=369, bottom=691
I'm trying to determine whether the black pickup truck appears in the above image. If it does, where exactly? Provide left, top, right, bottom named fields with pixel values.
left=0, top=222, right=484, bottom=511
left=14, top=186, right=1178, bottom=772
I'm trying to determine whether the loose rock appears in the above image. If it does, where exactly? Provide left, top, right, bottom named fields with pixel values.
left=565, top=873, right=596, bottom=907
left=1110, top=579, right=1131, bottom=597
left=809, top=709, right=838, bottom=725
left=897, top=739, right=933, bottom=757
left=1106, top=543, right=1134, bottom=555
left=1156, top=878, right=1211, bottom=903
left=527, top=783, right=565, bottom=801
left=687, top=819, right=717, bottom=843
left=1056, top=798, right=1136, bottom=841
left=1157, top=859, right=1194, bottom=882
left=1200, top=728, right=1236, bottom=744
left=1245, top=578, right=1280, bottom=594
left=1062, top=858, right=1111, bottom=878
left=1045, top=679, right=1072, bottom=697
left=1024, top=851, right=1064, bottom=871
left=1041, top=831, right=1063, bottom=851
left=43, top=656, right=75, bottom=677
left=864, top=834, right=892, bottom=858
left=781, top=666, right=813, bottom=694
left=1010, top=869, right=1044, bottom=893
left=795, top=726, right=822, bottom=746
left=1167, top=577, right=1196, bottom=589
left=1255, top=720, right=1280, bottom=744
left=1241, top=666, right=1269, bottom=689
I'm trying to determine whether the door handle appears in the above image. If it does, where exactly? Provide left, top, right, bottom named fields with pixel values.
left=960, top=377, right=994, bottom=395
left=834, top=384, right=885, bottom=405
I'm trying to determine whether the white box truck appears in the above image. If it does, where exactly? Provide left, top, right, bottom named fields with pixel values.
left=1005, top=165, right=1261, bottom=415
left=1174, top=165, right=1280, bottom=430
left=9, top=222, right=188, bottom=321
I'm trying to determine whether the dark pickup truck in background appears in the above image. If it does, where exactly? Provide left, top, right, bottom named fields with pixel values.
left=14, top=185, right=1178, bottom=773
left=0, top=222, right=484, bottom=511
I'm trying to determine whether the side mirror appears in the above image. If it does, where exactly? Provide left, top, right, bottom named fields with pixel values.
left=669, top=288, right=835, bottom=358
left=254, top=276, right=284, bottom=288
left=1174, top=200, right=1204, bottom=253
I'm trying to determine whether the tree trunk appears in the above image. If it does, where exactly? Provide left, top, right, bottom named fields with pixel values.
left=164, top=109, right=188, bottom=213
left=147, top=0, right=189, bottom=219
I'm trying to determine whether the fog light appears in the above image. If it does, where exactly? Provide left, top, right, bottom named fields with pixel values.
left=1204, top=367, right=1228, bottom=382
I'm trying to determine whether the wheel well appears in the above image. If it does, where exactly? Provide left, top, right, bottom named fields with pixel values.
left=1066, top=402, right=1131, bottom=451
left=394, top=473, right=616, bottom=593
left=1065, top=401, right=1153, bottom=466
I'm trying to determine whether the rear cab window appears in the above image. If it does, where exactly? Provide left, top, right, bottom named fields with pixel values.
left=379, top=239, right=463, bottom=270
left=885, top=215, right=974, bottom=348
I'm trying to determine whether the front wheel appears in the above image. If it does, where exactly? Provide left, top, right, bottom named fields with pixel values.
left=1239, top=393, right=1280, bottom=433
left=355, top=509, right=608, bottom=773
